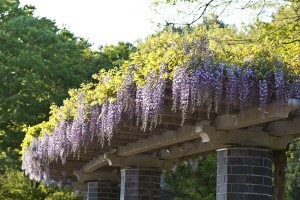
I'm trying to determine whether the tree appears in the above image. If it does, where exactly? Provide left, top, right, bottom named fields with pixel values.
left=0, top=1, right=138, bottom=198
left=83, top=42, right=137, bottom=73
left=0, top=169, right=82, bottom=200
left=286, top=140, right=300, bottom=200
left=0, top=0, right=100, bottom=170
left=0, top=0, right=138, bottom=170
left=163, top=155, right=216, bottom=200
left=152, top=0, right=286, bottom=27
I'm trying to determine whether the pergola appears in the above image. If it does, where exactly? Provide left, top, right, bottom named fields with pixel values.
left=42, top=100, right=300, bottom=200
left=22, top=35, right=300, bottom=200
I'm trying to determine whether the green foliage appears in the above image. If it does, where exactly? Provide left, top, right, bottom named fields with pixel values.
left=152, top=0, right=299, bottom=71
left=202, top=14, right=226, bottom=30
left=82, top=42, right=137, bottom=77
left=0, top=0, right=129, bottom=170
left=98, top=42, right=137, bottom=69
left=286, top=140, right=300, bottom=199
left=151, top=0, right=284, bottom=28
left=164, top=155, right=216, bottom=200
left=0, top=169, right=82, bottom=200
left=211, top=2, right=300, bottom=71
left=0, top=1, right=138, bottom=196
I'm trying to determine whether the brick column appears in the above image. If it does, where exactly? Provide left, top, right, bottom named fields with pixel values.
left=217, top=147, right=273, bottom=200
left=87, top=181, right=119, bottom=200
left=120, top=168, right=161, bottom=200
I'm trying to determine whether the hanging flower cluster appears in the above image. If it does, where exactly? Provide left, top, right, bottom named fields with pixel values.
left=22, top=64, right=170, bottom=182
left=136, top=64, right=168, bottom=130
left=22, top=39, right=300, bottom=183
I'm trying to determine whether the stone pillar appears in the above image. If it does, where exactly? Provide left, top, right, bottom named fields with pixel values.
left=87, top=181, right=119, bottom=200
left=216, top=147, right=273, bottom=200
left=120, top=168, right=161, bottom=200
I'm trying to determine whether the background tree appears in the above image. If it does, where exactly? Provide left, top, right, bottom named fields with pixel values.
left=151, top=0, right=286, bottom=27
left=0, top=2, right=137, bottom=199
left=163, top=155, right=216, bottom=200
left=98, top=42, right=137, bottom=69
left=0, top=169, right=82, bottom=200
left=0, top=0, right=89, bottom=170
left=286, top=140, right=300, bottom=199
left=0, top=0, right=137, bottom=172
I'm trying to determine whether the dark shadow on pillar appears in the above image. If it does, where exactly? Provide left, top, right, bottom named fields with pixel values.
left=273, top=149, right=287, bottom=200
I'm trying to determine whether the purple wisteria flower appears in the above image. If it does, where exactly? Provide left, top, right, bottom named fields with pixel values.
left=172, top=65, right=190, bottom=124
left=259, top=79, right=268, bottom=111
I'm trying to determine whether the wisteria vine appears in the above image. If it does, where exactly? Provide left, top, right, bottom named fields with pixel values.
left=22, top=44, right=300, bottom=184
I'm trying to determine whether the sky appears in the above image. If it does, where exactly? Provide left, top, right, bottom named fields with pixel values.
left=19, top=0, right=158, bottom=49
left=18, top=1, right=277, bottom=50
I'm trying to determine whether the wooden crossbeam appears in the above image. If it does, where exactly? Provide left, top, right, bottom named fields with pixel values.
left=267, top=116, right=300, bottom=136
left=159, top=127, right=293, bottom=160
left=74, top=170, right=120, bottom=183
left=82, top=154, right=173, bottom=173
left=215, top=99, right=299, bottom=131
left=209, top=128, right=292, bottom=150
left=82, top=153, right=112, bottom=173
left=117, top=121, right=212, bottom=157
left=159, top=141, right=227, bottom=160
left=79, top=125, right=294, bottom=173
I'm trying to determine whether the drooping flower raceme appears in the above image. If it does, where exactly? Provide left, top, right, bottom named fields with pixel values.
left=136, top=64, right=167, bottom=130
left=225, top=66, right=238, bottom=112
left=213, top=63, right=224, bottom=112
left=259, top=79, right=268, bottom=111
left=172, top=65, right=190, bottom=124
left=274, top=64, right=285, bottom=105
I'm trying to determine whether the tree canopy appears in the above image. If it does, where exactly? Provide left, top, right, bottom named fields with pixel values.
left=163, top=155, right=216, bottom=200
left=152, top=0, right=288, bottom=27
left=0, top=169, right=82, bottom=200
left=0, top=1, right=138, bottom=198
left=0, top=0, right=137, bottom=171
left=0, top=0, right=92, bottom=170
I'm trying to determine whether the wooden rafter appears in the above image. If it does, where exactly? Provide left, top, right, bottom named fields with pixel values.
left=117, top=121, right=212, bottom=157
left=215, top=99, right=299, bottom=130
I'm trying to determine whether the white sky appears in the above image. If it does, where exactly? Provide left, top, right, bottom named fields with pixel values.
left=20, top=0, right=158, bottom=49
left=19, top=1, right=278, bottom=50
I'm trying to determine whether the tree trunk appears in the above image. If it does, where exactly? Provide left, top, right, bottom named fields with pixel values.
left=273, top=149, right=287, bottom=200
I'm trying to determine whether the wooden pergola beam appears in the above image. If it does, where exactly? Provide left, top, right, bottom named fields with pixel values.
left=74, top=170, right=120, bottom=183
left=267, top=116, right=300, bottom=136
left=159, top=140, right=227, bottom=160
left=215, top=99, right=299, bottom=131
left=82, top=154, right=173, bottom=173
left=117, top=121, right=212, bottom=157
left=208, top=128, right=292, bottom=150
left=159, top=127, right=293, bottom=160
left=82, top=153, right=112, bottom=173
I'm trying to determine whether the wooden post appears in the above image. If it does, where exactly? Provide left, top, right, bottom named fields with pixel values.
left=273, top=149, right=287, bottom=200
